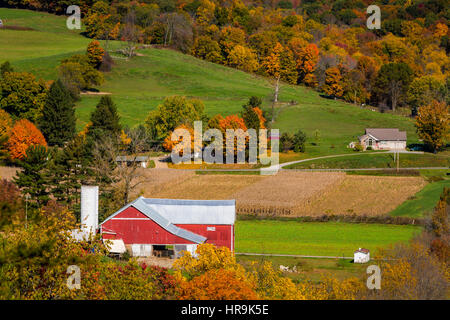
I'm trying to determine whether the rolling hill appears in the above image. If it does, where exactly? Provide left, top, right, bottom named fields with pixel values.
left=1, top=7, right=420, bottom=156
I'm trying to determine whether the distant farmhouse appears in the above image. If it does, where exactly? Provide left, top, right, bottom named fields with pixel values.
left=349, top=128, right=407, bottom=151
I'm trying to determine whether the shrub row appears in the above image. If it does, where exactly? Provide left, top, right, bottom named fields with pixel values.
left=237, top=213, right=427, bottom=226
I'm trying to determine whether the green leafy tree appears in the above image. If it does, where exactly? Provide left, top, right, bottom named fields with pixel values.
left=0, top=61, right=13, bottom=77
left=58, top=54, right=104, bottom=99
left=0, top=72, right=47, bottom=122
left=407, top=76, right=445, bottom=116
left=39, top=79, right=76, bottom=147
left=145, top=96, right=204, bottom=140
left=293, top=130, right=307, bottom=153
left=374, top=63, right=413, bottom=111
left=13, top=145, right=50, bottom=209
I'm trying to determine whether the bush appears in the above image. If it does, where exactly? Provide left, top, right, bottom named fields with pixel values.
left=353, top=142, right=364, bottom=152
left=293, top=130, right=306, bottom=153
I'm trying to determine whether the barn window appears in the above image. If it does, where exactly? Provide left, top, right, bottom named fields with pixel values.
left=207, top=226, right=216, bottom=231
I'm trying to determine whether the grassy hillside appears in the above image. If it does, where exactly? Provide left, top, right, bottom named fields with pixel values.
left=285, top=153, right=450, bottom=169
left=2, top=8, right=420, bottom=156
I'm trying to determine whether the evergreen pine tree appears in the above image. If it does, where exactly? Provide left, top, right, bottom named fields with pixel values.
left=46, top=135, right=92, bottom=220
left=242, top=96, right=262, bottom=131
left=87, top=95, right=122, bottom=141
left=14, top=145, right=50, bottom=209
left=39, top=79, right=76, bottom=146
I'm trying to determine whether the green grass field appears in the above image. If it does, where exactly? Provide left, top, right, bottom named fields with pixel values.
left=235, top=220, right=421, bottom=256
left=390, top=179, right=450, bottom=217
left=1, top=8, right=421, bottom=157
left=237, top=255, right=367, bottom=282
left=285, top=152, right=450, bottom=169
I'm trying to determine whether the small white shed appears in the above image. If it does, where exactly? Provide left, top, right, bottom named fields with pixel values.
left=354, top=248, right=370, bottom=263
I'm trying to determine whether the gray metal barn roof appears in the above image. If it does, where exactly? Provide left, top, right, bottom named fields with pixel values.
left=100, top=197, right=236, bottom=244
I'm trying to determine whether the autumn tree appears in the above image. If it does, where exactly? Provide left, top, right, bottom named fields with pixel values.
left=295, top=43, right=319, bottom=86
left=7, top=119, right=47, bottom=160
left=191, top=36, right=223, bottom=63
left=415, top=100, right=449, bottom=152
left=39, top=79, right=76, bottom=147
left=162, top=124, right=195, bottom=156
left=0, top=110, right=12, bottom=161
left=263, top=43, right=297, bottom=122
left=87, top=40, right=105, bottom=69
left=178, top=269, right=258, bottom=300
left=323, top=67, right=343, bottom=98
left=0, top=72, right=47, bottom=122
left=227, top=45, right=259, bottom=73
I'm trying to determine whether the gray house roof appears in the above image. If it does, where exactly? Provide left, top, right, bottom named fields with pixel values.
left=364, top=128, right=407, bottom=141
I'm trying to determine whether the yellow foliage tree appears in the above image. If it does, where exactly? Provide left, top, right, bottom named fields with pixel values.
left=227, top=45, right=259, bottom=72
left=415, top=100, right=449, bottom=152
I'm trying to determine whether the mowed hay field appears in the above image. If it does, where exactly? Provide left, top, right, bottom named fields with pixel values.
left=0, top=167, right=20, bottom=181
left=136, top=170, right=427, bottom=216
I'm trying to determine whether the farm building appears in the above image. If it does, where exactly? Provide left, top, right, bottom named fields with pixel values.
left=349, top=128, right=407, bottom=151
left=354, top=248, right=370, bottom=263
left=115, top=155, right=150, bottom=168
left=100, top=196, right=236, bottom=257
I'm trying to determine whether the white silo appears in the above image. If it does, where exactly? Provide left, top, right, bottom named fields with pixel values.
left=80, top=185, right=99, bottom=236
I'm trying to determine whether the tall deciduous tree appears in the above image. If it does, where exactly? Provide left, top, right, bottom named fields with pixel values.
left=86, top=40, right=105, bottom=69
left=39, top=79, right=76, bottom=147
left=0, top=72, right=48, bottom=122
left=323, top=67, right=343, bottom=98
left=374, top=62, right=413, bottom=111
left=415, top=100, right=449, bottom=152
left=7, top=119, right=47, bottom=160
left=145, top=96, right=204, bottom=140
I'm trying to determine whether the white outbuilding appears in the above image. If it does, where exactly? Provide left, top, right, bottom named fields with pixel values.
left=354, top=248, right=370, bottom=263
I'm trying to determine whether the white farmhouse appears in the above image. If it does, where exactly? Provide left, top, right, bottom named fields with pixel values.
left=349, top=128, right=407, bottom=151
left=354, top=248, right=370, bottom=263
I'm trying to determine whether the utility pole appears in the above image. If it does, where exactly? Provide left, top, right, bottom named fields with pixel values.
left=25, top=194, right=30, bottom=229
left=396, top=139, right=399, bottom=172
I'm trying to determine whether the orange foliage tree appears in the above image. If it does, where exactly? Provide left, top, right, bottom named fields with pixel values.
left=178, top=269, right=258, bottom=300
left=87, top=40, right=105, bottom=69
left=323, top=67, right=344, bottom=98
left=296, top=43, right=319, bottom=87
left=162, top=124, right=195, bottom=155
left=7, top=119, right=47, bottom=160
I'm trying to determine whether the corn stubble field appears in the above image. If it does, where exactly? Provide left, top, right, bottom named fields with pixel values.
left=135, top=170, right=427, bottom=217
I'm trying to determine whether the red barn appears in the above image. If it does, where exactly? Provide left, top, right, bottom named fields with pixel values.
left=100, top=197, right=235, bottom=257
